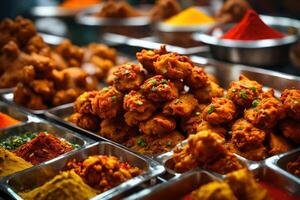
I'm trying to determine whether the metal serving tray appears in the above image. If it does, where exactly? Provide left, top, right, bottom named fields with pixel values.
left=1, top=141, right=165, bottom=200
left=0, top=88, right=14, bottom=95
left=0, top=101, right=28, bottom=130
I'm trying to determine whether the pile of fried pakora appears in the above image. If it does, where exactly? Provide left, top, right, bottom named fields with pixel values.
left=0, top=17, right=117, bottom=109
left=70, top=45, right=300, bottom=160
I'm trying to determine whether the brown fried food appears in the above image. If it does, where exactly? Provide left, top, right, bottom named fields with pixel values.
left=95, top=1, right=140, bottom=18
left=74, top=91, right=99, bottom=114
left=136, top=45, right=167, bottom=73
left=91, top=86, right=123, bottom=119
left=85, top=43, right=116, bottom=63
left=228, top=142, right=268, bottom=161
left=52, top=88, right=83, bottom=106
left=192, top=81, right=224, bottom=103
left=280, top=119, right=300, bottom=144
left=113, top=63, right=145, bottom=92
left=25, top=35, right=51, bottom=56
left=244, top=90, right=285, bottom=129
left=55, top=39, right=84, bottom=68
left=280, top=89, right=300, bottom=121
left=125, top=131, right=184, bottom=155
left=173, top=144, right=198, bottom=173
left=225, top=169, right=269, bottom=200
left=181, top=104, right=207, bottom=135
left=99, top=117, right=138, bottom=143
left=227, top=75, right=263, bottom=108
left=141, top=75, right=179, bottom=102
left=149, top=0, right=181, bottom=22
left=202, top=97, right=236, bottom=124
left=163, top=94, right=198, bottom=117
left=153, top=52, right=193, bottom=80
left=30, top=79, right=55, bottom=100
left=21, top=65, right=36, bottom=84
left=197, top=120, right=227, bottom=138
left=186, top=67, right=209, bottom=89
left=190, top=181, right=238, bottom=200
left=287, top=155, right=300, bottom=178
left=67, top=113, right=100, bottom=131
left=139, top=113, right=176, bottom=137
left=268, top=133, right=293, bottom=156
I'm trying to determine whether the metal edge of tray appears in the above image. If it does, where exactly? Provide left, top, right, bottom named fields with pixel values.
left=102, top=33, right=209, bottom=55
left=0, top=141, right=165, bottom=200
left=0, top=88, right=14, bottom=95
left=264, top=148, right=300, bottom=184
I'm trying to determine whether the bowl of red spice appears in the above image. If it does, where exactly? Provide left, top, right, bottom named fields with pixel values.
left=194, top=10, right=300, bottom=66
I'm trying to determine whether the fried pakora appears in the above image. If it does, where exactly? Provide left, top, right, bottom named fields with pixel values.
left=280, top=89, right=300, bottom=121
left=67, top=112, right=100, bottom=131
left=74, top=91, right=99, bottom=114
left=186, top=67, right=209, bottom=89
left=280, top=119, right=300, bottom=144
left=268, top=132, right=293, bottom=156
left=149, top=0, right=181, bottom=22
left=95, top=0, right=140, bottom=18
left=192, top=81, right=224, bottom=103
left=163, top=94, right=198, bottom=117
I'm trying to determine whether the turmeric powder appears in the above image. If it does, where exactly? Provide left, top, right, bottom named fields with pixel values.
left=60, top=0, right=100, bottom=10
left=164, top=7, right=215, bottom=26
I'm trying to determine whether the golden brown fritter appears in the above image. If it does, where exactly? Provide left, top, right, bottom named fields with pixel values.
left=123, top=91, right=156, bottom=126
left=280, top=89, right=300, bottom=121
left=192, top=81, right=224, bottom=103
left=113, top=63, right=145, bottom=92
left=197, top=120, right=227, bottom=138
left=153, top=52, right=193, bottom=80
left=67, top=112, right=100, bottom=131
left=139, top=113, right=176, bottom=136
left=244, top=90, right=285, bottom=129
left=125, top=131, right=184, bottom=155
left=21, top=65, right=36, bottom=84
left=99, top=117, right=138, bottom=143
left=149, top=0, right=181, bottom=22
left=268, top=133, right=293, bottom=156
left=85, top=43, right=116, bottom=63
left=190, top=181, right=237, bottom=200
left=227, top=75, right=263, bottom=108
left=91, top=86, right=123, bottom=119
left=186, top=67, right=209, bottom=89
left=30, top=79, right=55, bottom=101
left=228, top=142, right=268, bottom=161
left=95, top=0, right=140, bottom=18
left=280, top=119, right=300, bottom=144
left=136, top=45, right=168, bottom=73
left=173, top=144, right=198, bottom=173
left=181, top=104, right=206, bottom=135
left=163, top=94, right=198, bottom=117
left=225, top=169, right=269, bottom=200
left=52, top=88, right=84, bottom=106
left=140, top=75, right=179, bottom=102
left=74, top=91, right=99, bottom=114
left=287, top=154, right=300, bottom=178
left=202, top=97, right=237, bottom=124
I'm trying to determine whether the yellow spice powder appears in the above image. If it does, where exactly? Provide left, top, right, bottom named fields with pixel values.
left=164, top=7, right=215, bottom=26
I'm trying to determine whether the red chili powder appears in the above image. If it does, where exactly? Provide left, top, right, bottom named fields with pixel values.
left=0, top=112, right=20, bottom=128
left=14, top=132, right=73, bottom=165
left=222, top=10, right=284, bottom=40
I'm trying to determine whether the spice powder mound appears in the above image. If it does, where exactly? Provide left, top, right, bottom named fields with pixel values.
left=14, top=132, right=73, bottom=165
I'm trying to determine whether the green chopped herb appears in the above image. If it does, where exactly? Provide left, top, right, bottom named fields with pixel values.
left=174, top=99, right=181, bottom=104
left=160, top=67, right=168, bottom=74
left=70, top=143, right=80, bottom=149
left=123, top=69, right=130, bottom=75
left=102, top=87, right=109, bottom=92
left=161, top=80, right=167, bottom=85
left=151, top=86, right=157, bottom=92
left=240, top=90, right=248, bottom=99
left=111, top=96, right=117, bottom=101
left=208, top=105, right=215, bottom=114
left=195, top=111, right=200, bottom=116
left=166, top=141, right=172, bottom=147
left=150, top=80, right=158, bottom=86
left=252, top=99, right=260, bottom=107
left=253, top=108, right=259, bottom=112
left=231, top=89, right=237, bottom=93
left=137, top=138, right=147, bottom=147
left=250, top=87, right=257, bottom=93
left=237, top=126, right=243, bottom=130
left=0, top=131, right=38, bottom=151
left=135, top=100, right=144, bottom=106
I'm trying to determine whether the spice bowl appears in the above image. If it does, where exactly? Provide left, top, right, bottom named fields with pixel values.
left=76, top=5, right=152, bottom=38
left=193, top=15, right=300, bottom=66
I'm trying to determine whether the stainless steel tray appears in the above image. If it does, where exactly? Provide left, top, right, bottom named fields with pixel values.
left=0, top=88, right=14, bottom=95
left=102, top=33, right=209, bottom=55
left=1, top=142, right=165, bottom=200
left=0, top=101, right=28, bottom=130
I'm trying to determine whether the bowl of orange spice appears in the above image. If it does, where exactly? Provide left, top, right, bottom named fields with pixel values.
left=194, top=10, right=300, bottom=66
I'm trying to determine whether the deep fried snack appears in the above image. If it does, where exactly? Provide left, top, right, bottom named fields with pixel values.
left=140, top=75, right=179, bottom=102
left=74, top=91, right=99, bottom=114
left=136, top=45, right=167, bottom=73
left=66, top=155, right=142, bottom=192
left=125, top=131, right=184, bottom=155
left=181, top=104, right=206, bottom=135
left=95, top=0, right=140, bottom=18
left=244, top=90, right=285, bottom=129
left=149, top=0, right=181, bottom=22
left=91, top=86, right=123, bottom=119
left=85, top=43, right=116, bottom=63
left=202, top=97, right=236, bottom=124
left=268, top=133, right=293, bottom=156
left=123, top=91, right=156, bottom=126
left=197, top=120, right=227, bottom=138
left=190, top=181, right=237, bottom=200
left=186, top=67, right=209, bottom=89
left=52, top=88, right=83, bottom=106
left=280, top=89, right=300, bottom=121
left=192, top=81, right=224, bottom=103
left=113, top=63, right=145, bottom=92
left=139, top=113, right=176, bottom=136
left=30, top=79, right=55, bottom=100
left=163, top=94, right=198, bottom=117
left=100, top=117, right=138, bottom=143
left=280, top=119, right=300, bottom=144
left=227, top=75, right=263, bottom=108
left=287, top=154, right=300, bottom=178
left=153, top=52, right=193, bottom=80
left=225, top=169, right=269, bottom=200
left=228, top=143, right=268, bottom=161
left=173, top=144, right=198, bottom=173
left=67, top=112, right=100, bottom=131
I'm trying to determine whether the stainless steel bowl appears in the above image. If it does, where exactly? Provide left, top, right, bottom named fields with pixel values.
left=76, top=5, right=152, bottom=38
left=193, top=15, right=300, bottom=66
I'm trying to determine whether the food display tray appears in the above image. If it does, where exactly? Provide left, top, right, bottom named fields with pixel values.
left=124, top=163, right=300, bottom=200
left=0, top=142, right=165, bottom=200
